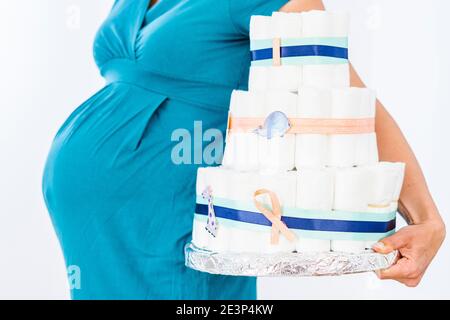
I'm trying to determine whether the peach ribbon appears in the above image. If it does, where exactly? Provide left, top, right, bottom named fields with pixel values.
left=272, top=38, right=281, bottom=66
left=253, top=189, right=297, bottom=245
left=229, top=116, right=375, bottom=135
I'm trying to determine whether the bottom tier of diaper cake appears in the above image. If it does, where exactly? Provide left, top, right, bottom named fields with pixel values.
left=192, top=164, right=405, bottom=254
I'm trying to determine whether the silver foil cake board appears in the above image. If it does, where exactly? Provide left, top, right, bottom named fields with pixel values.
left=185, top=242, right=397, bottom=277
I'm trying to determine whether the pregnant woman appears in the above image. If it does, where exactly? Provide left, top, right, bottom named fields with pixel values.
left=42, top=0, right=445, bottom=299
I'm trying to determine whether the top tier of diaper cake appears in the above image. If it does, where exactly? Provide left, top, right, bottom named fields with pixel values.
left=191, top=11, right=405, bottom=256
left=249, top=11, right=350, bottom=90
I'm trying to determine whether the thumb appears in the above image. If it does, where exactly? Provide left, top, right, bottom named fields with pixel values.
left=372, top=227, right=411, bottom=253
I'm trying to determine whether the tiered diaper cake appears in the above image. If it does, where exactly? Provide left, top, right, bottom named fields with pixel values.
left=191, top=11, right=405, bottom=255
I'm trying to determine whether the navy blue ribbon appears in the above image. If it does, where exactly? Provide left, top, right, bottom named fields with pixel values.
left=251, top=45, right=349, bottom=61
left=195, top=203, right=395, bottom=234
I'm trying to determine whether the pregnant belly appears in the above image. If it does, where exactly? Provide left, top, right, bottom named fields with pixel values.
left=42, top=82, right=180, bottom=202
left=42, top=82, right=228, bottom=253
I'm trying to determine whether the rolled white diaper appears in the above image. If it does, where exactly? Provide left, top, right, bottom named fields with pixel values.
left=301, top=10, right=349, bottom=38
left=368, top=163, right=400, bottom=208
left=192, top=218, right=211, bottom=249
left=296, top=134, right=328, bottom=168
left=225, top=91, right=257, bottom=170
left=295, top=167, right=334, bottom=252
left=229, top=89, right=297, bottom=118
left=228, top=170, right=259, bottom=202
left=248, top=67, right=270, bottom=91
left=331, top=239, right=367, bottom=254
left=194, top=167, right=233, bottom=252
left=331, top=87, right=376, bottom=119
left=332, top=166, right=372, bottom=253
left=269, top=66, right=303, bottom=92
left=333, top=166, right=371, bottom=213
left=208, top=225, right=232, bottom=252
left=195, top=167, right=209, bottom=197
left=223, top=133, right=259, bottom=171
left=229, top=228, right=266, bottom=254
left=328, top=134, right=358, bottom=168
left=227, top=171, right=267, bottom=253
left=328, top=88, right=377, bottom=167
left=258, top=171, right=297, bottom=207
left=265, top=90, right=298, bottom=115
left=272, top=12, right=303, bottom=38
left=249, top=66, right=302, bottom=92
left=364, top=162, right=405, bottom=248
left=229, top=90, right=260, bottom=117
left=302, top=64, right=350, bottom=89
left=250, top=15, right=272, bottom=40
left=297, top=86, right=332, bottom=118
left=226, top=171, right=296, bottom=253
left=260, top=135, right=296, bottom=172
left=221, top=136, right=237, bottom=169
left=360, top=89, right=377, bottom=119
left=196, top=166, right=231, bottom=199
left=259, top=91, right=297, bottom=172
left=223, top=91, right=264, bottom=171
left=392, top=162, right=406, bottom=201
left=256, top=172, right=297, bottom=253
left=354, top=133, right=379, bottom=166
left=295, top=87, right=331, bottom=168
left=193, top=169, right=248, bottom=253
left=297, top=167, right=335, bottom=211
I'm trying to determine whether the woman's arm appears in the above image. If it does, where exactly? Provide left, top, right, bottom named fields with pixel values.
left=349, top=66, right=442, bottom=227
left=280, top=0, right=325, bottom=11
left=280, top=0, right=445, bottom=287
left=350, top=67, right=445, bottom=287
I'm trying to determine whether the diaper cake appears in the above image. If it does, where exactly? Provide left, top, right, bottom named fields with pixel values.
left=189, top=11, right=405, bottom=266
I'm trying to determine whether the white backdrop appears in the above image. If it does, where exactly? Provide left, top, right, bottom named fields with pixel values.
left=0, top=0, right=449, bottom=299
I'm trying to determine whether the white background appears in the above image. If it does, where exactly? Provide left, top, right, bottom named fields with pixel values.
left=0, top=0, right=449, bottom=299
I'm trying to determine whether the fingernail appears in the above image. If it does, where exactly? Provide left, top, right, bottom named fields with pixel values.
left=372, top=242, right=385, bottom=250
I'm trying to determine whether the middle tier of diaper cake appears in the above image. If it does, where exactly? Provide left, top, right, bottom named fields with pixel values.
left=191, top=11, right=405, bottom=254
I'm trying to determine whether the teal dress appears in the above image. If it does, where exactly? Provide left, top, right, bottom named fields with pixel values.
left=42, top=0, right=286, bottom=300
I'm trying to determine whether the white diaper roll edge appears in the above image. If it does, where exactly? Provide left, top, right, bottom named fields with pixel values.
left=302, top=64, right=350, bottom=89
left=272, top=12, right=303, bottom=38
left=296, top=168, right=333, bottom=252
left=301, top=10, right=349, bottom=38
left=332, top=166, right=372, bottom=253
left=250, top=15, right=272, bottom=40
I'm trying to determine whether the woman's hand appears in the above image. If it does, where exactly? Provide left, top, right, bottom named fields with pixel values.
left=373, top=219, right=446, bottom=287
